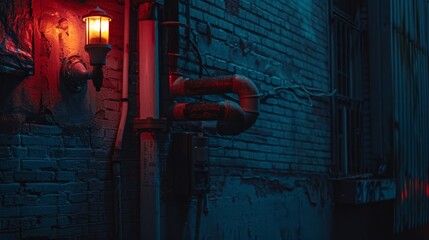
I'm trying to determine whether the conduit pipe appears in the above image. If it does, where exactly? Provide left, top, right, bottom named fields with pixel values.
left=170, top=75, right=260, bottom=135
left=112, top=0, right=130, bottom=239
left=137, top=2, right=161, bottom=240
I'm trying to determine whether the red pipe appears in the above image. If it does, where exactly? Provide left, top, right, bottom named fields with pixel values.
left=170, top=74, right=260, bottom=135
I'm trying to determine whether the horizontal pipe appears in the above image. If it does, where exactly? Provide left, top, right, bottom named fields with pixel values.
left=171, top=101, right=246, bottom=135
left=170, top=74, right=260, bottom=135
left=172, top=101, right=228, bottom=120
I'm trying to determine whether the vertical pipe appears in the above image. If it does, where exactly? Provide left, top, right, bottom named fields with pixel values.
left=138, top=2, right=160, bottom=240
left=112, top=0, right=130, bottom=239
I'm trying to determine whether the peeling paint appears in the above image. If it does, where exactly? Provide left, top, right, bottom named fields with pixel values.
left=0, top=0, right=34, bottom=75
left=240, top=176, right=295, bottom=197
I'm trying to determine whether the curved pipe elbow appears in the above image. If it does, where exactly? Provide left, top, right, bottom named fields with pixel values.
left=231, top=74, right=260, bottom=114
left=216, top=100, right=245, bottom=135
left=169, top=77, right=185, bottom=97
left=217, top=100, right=259, bottom=135
left=170, top=75, right=260, bottom=135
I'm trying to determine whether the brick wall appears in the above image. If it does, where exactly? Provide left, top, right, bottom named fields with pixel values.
left=172, top=0, right=333, bottom=238
left=0, top=124, right=114, bottom=239
left=179, top=0, right=331, bottom=171
left=1, top=0, right=334, bottom=239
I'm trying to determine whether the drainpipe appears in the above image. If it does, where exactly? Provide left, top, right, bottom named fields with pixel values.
left=134, top=2, right=163, bottom=240
left=170, top=75, right=260, bottom=135
left=112, top=0, right=130, bottom=239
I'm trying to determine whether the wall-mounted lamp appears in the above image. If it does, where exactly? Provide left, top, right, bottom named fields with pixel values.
left=61, top=6, right=112, bottom=92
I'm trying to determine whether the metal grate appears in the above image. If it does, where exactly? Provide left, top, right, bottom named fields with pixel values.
left=332, top=7, right=365, bottom=177
left=336, top=98, right=363, bottom=176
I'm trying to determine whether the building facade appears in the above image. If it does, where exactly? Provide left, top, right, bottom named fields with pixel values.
left=0, top=0, right=428, bottom=239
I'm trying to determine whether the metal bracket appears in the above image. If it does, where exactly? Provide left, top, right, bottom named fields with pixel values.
left=133, top=118, right=168, bottom=132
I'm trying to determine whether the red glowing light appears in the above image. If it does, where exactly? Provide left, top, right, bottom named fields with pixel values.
left=400, top=178, right=429, bottom=202
left=426, top=183, right=429, bottom=198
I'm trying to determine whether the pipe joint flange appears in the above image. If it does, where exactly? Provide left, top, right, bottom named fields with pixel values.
left=133, top=117, right=168, bottom=132
left=138, top=1, right=159, bottom=21
left=61, top=55, right=89, bottom=93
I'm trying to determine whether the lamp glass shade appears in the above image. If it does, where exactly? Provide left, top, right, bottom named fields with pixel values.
left=83, top=7, right=111, bottom=45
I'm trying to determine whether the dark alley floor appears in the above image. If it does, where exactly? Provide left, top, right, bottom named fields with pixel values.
left=395, top=225, right=429, bottom=240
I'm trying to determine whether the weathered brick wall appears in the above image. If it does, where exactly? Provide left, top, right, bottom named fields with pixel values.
left=179, top=0, right=331, bottom=171
left=0, top=0, right=126, bottom=239
left=0, top=124, right=115, bottom=239
left=173, top=0, right=333, bottom=239
left=1, top=0, right=334, bottom=239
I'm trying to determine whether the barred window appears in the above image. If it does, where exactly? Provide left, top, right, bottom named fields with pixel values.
left=331, top=0, right=367, bottom=176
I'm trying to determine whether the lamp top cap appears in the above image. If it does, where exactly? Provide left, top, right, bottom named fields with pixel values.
left=83, top=6, right=112, bottom=21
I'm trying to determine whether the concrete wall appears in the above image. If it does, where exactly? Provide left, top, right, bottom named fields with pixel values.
left=0, top=0, right=333, bottom=239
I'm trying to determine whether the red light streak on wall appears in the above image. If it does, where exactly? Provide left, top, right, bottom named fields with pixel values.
left=400, top=178, right=429, bottom=201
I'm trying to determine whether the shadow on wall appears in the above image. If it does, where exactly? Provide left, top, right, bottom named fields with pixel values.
left=0, top=71, right=93, bottom=128
left=55, top=65, right=94, bottom=127
left=0, top=74, right=27, bottom=134
left=0, top=74, right=36, bottom=123
left=0, top=73, right=24, bottom=106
